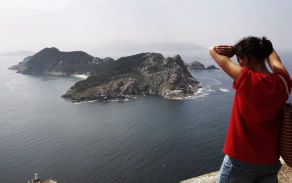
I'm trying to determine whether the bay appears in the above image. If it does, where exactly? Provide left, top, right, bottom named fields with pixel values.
left=0, top=53, right=290, bottom=183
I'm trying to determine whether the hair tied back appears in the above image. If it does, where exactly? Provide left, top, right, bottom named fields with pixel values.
left=261, top=37, right=273, bottom=59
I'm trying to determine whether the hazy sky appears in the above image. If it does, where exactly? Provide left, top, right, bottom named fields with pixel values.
left=1, top=0, right=292, bottom=56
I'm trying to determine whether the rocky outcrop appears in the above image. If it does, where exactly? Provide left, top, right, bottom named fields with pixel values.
left=180, top=163, right=292, bottom=183
left=9, top=47, right=114, bottom=75
left=185, top=61, right=219, bottom=70
left=27, top=173, right=57, bottom=183
left=62, top=53, right=200, bottom=102
left=186, top=61, right=205, bottom=70
left=206, top=65, right=219, bottom=70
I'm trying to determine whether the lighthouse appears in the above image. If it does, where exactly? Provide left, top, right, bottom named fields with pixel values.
left=27, top=173, right=57, bottom=183
left=27, top=173, right=40, bottom=183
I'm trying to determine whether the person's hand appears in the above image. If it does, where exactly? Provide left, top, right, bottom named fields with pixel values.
left=214, top=45, right=235, bottom=58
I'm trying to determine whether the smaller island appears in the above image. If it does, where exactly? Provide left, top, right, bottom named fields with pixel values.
left=185, top=61, right=219, bottom=70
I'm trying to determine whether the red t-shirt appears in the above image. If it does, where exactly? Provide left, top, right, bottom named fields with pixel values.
left=224, top=67, right=292, bottom=165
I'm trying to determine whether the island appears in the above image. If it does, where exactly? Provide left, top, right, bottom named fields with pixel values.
left=9, top=47, right=114, bottom=75
left=185, top=61, right=219, bottom=70
left=10, top=48, right=201, bottom=102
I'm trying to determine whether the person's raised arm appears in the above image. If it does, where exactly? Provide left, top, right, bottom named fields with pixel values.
left=209, top=45, right=243, bottom=82
left=267, top=49, right=288, bottom=74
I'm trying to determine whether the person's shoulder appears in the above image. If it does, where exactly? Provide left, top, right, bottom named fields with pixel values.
left=274, top=70, right=291, bottom=79
left=274, top=70, right=292, bottom=89
left=233, top=67, right=251, bottom=89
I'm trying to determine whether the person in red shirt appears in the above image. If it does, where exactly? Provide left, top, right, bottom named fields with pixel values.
left=209, top=36, right=291, bottom=183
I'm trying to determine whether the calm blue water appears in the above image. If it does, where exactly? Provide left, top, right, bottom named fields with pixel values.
left=0, top=53, right=291, bottom=183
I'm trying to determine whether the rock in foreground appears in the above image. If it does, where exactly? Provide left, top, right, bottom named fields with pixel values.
left=180, top=162, right=292, bottom=183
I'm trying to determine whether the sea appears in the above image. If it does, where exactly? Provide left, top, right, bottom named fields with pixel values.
left=0, top=52, right=291, bottom=183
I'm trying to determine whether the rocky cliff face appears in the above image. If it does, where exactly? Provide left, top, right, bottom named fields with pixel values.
left=9, top=47, right=114, bottom=75
left=63, top=53, right=200, bottom=102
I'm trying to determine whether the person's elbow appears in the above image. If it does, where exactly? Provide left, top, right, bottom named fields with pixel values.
left=209, top=46, right=217, bottom=58
left=209, top=46, right=215, bottom=53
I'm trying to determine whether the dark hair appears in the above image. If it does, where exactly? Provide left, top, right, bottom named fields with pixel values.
left=234, top=36, right=273, bottom=62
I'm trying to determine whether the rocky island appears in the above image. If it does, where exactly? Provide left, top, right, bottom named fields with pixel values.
left=9, top=47, right=114, bottom=75
left=185, top=61, right=219, bottom=70
left=63, top=53, right=200, bottom=102
left=10, top=48, right=201, bottom=102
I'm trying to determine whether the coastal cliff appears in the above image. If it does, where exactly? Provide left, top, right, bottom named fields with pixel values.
left=62, top=53, right=200, bottom=102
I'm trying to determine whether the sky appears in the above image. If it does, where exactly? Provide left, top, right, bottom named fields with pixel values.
left=0, top=0, right=292, bottom=58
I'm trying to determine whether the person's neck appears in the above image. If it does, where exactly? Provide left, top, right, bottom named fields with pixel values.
left=249, top=63, right=271, bottom=75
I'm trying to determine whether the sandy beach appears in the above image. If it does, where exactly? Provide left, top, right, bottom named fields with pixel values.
left=73, top=74, right=89, bottom=79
